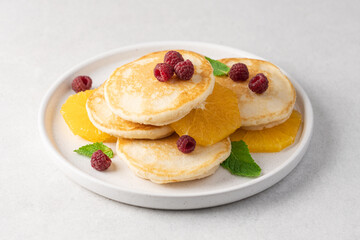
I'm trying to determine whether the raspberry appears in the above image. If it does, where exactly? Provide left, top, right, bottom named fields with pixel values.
left=91, top=150, right=111, bottom=171
left=154, top=63, right=174, bottom=82
left=72, top=76, right=92, bottom=93
left=174, top=60, right=194, bottom=80
left=177, top=135, right=196, bottom=153
left=164, top=51, right=184, bottom=67
left=229, top=63, right=249, bottom=82
left=249, top=73, right=269, bottom=94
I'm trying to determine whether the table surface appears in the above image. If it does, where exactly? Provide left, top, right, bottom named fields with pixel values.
left=1, top=0, right=359, bottom=239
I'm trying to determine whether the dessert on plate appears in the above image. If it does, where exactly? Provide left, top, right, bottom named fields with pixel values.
left=60, top=49, right=302, bottom=184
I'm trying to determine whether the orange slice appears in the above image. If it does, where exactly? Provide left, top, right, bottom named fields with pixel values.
left=230, top=110, right=302, bottom=152
left=60, top=90, right=116, bottom=142
left=170, top=82, right=241, bottom=146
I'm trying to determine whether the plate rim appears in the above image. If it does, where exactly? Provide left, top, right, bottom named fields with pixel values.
left=38, top=41, right=314, bottom=199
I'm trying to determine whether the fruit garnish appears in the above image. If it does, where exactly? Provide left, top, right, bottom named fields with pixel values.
left=230, top=110, right=302, bottom=152
left=74, top=142, right=113, bottom=158
left=229, top=63, right=249, bottom=82
left=72, top=75, right=92, bottom=93
left=164, top=51, right=184, bottom=67
left=174, top=59, right=194, bottom=80
left=154, top=63, right=174, bottom=82
left=205, top=56, right=230, bottom=76
left=170, top=82, right=241, bottom=146
left=91, top=150, right=112, bottom=171
left=154, top=51, right=194, bottom=82
left=60, top=90, right=116, bottom=142
left=249, top=73, right=268, bottom=94
left=177, top=135, right=196, bottom=153
left=221, top=140, right=261, bottom=177
left=74, top=142, right=113, bottom=171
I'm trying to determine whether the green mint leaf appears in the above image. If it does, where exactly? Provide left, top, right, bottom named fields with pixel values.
left=74, top=142, right=113, bottom=158
left=205, top=56, right=230, bottom=76
left=221, top=140, right=261, bottom=177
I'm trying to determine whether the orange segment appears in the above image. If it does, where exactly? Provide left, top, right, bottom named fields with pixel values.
left=60, top=90, right=116, bottom=142
left=230, top=110, right=302, bottom=152
left=170, top=82, right=241, bottom=146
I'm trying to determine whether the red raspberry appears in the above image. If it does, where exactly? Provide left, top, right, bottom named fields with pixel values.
left=174, top=60, right=194, bottom=80
left=154, top=63, right=174, bottom=82
left=249, top=73, right=269, bottom=94
left=177, top=135, right=196, bottom=153
left=229, top=63, right=249, bottom=82
left=91, top=150, right=111, bottom=171
left=164, top=51, right=184, bottom=67
left=72, top=75, right=92, bottom=93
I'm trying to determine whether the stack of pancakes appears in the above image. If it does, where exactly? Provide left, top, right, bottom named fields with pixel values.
left=86, top=50, right=296, bottom=184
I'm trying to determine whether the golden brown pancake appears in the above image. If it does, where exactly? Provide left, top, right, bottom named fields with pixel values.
left=116, top=134, right=231, bottom=184
left=215, top=58, right=296, bottom=130
left=104, top=50, right=215, bottom=126
left=86, top=85, right=174, bottom=139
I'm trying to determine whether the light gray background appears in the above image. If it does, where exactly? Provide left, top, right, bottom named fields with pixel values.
left=1, top=0, right=359, bottom=239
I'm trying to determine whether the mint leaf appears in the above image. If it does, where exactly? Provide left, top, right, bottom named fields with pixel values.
left=221, top=141, right=261, bottom=177
left=74, top=142, right=113, bottom=158
left=205, top=56, right=230, bottom=76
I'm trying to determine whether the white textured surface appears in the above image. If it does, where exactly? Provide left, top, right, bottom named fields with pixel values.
left=1, top=0, right=359, bottom=239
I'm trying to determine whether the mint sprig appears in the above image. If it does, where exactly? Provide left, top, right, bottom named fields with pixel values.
left=221, top=141, right=261, bottom=177
left=205, top=56, right=230, bottom=76
left=74, top=142, right=113, bottom=158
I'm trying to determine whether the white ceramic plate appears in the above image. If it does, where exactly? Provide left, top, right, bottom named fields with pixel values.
left=39, top=42, right=313, bottom=210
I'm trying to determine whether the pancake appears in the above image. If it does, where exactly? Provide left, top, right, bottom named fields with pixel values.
left=86, top=85, right=174, bottom=139
left=116, top=134, right=231, bottom=184
left=104, top=50, right=215, bottom=126
left=215, top=58, right=296, bottom=130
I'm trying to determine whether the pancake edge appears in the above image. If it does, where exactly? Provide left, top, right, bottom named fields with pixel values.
left=116, top=137, right=231, bottom=184
left=105, top=75, right=215, bottom=126
left=86, top=96, right=174, bottom=139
